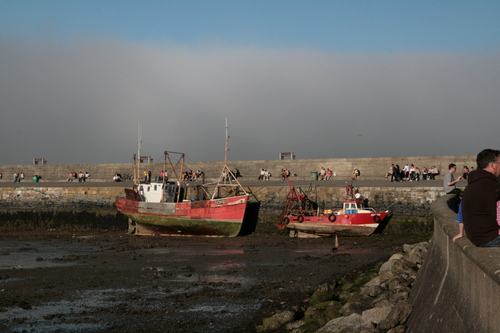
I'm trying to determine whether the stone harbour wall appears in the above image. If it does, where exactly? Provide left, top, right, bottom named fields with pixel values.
left=0, top=185, right=443, bottom=218
left=0, top=186, right=124, bottom=214
left=0, top=154, right=476, bottom=182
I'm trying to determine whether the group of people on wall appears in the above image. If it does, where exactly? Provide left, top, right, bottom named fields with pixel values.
left=385, top=164, right=440, bottom=182
left=447, top=149, right=500, bottom=248
left=12, top=172, right=25, bottom=182
left=67, top=171, right=89, bottom=182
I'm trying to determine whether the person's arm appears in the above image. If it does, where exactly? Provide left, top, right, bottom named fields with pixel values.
left=448, top=177, right=462, bottom=185
left=446, top=173, right=462, bottom=185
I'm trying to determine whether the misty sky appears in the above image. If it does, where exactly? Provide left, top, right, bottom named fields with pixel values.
left=1, top=1, right=499, bottom=165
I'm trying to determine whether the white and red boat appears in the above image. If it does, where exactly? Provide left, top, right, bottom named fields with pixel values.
left=275, top=177, right=392, bottom=237
left=115, top=125, right=259, bottom=237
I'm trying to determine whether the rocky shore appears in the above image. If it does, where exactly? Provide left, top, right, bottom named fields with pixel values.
left=257, top=241, right=429, bottom=333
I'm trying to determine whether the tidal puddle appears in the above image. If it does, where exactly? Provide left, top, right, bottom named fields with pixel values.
left=0, top=240, right=117, bottom=269
left=173, top=273, right=249, bottom=284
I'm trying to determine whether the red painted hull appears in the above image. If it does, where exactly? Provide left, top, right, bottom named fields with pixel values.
left=115, top=195, right=252, bottom=237
left=284, top=211, right=392, bottom=237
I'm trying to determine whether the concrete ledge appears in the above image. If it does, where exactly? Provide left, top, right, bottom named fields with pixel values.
left=406, top=195, right=500, bottom=333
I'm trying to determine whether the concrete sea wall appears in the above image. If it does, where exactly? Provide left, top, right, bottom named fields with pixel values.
left=406, top=195, right=500, bottom=332
left=0, top=155, right=476, bottom=182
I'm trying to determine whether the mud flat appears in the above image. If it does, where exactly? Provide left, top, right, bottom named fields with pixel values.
left=0, top=224, right=429, bottom=333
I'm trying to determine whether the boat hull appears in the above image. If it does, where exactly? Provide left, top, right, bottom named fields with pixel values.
left=284, top=211, right=392, bottom=237
left=115, top=195, right=252, bottom=237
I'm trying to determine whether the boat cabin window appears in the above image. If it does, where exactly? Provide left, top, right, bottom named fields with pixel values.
left=163, top=182, right=187, bottom=203
left=344, top=203, right=359, bottom=209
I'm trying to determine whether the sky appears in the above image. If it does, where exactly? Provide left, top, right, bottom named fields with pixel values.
left=1, top=1, right=499, bottom=165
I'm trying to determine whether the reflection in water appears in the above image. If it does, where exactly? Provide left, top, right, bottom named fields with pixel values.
left=0, top=238, right=375, bottom=332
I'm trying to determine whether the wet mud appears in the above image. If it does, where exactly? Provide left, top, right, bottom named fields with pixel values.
left=0, top=228, right=420, bottom=333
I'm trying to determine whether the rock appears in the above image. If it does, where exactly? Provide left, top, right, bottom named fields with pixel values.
left=309, top=281, right=337, bottom=305
left=388, top=253, right=404, bottom=261
left=317, top=313, right=376, bottom=333
left=303, top=301, right=343, bottom=327
left=340, top=302, right=371, bottom=317
left=377, top=300, right=413, bottom=330
left=379, top=258, right=418, bottom=282
left=387, top=325, right=407, bottom=333
left=360, top=283, right=384, bottom=298
left=257, top=309, right=296, bottom=331
left=361, top=303, right=393, bottom=325
left=389, top=290, right=410, bottom=303
left=292, top=241, right=428, bottom=333
left=360, top=276, right=384, bottom=297
left=403, top=242, right=428, bottom=266
left=285, top=319, right=304, bottom=331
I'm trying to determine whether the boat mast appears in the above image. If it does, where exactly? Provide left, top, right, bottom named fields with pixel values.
left=224, top=118, right=229, bottom=166
left=137, top=119, right=142, bottom=184
left=211, top=118, right=247, bottom=199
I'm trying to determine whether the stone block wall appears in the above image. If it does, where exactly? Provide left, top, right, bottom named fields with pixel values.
left=0, top=184, right=443, bottom=218
left=0, top=155, right=476, bottom=183
left=406, top=195, right=500, bottom=332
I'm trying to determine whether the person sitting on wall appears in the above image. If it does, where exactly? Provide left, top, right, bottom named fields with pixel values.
left=429, top=166, right=439, bottom=180
left=352, top=168, right=360, bottom=180
left=113, top=172, right=122, bottom=182
left=444, top=163, right=462, bottom=195
left=421, top=167, right=428, bottom=180
left=233, top=168, right=241, bottom=179
left=462, top=149, right=500, bottom=247
left=444, top=163, right=463, bottom=213
left=325, top=168, right=333, bottom=180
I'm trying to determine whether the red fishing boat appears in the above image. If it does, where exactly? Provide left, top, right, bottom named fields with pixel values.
left=275, top=177, right=392, bottom=237
left=115, top=123, right=259, bottom=237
